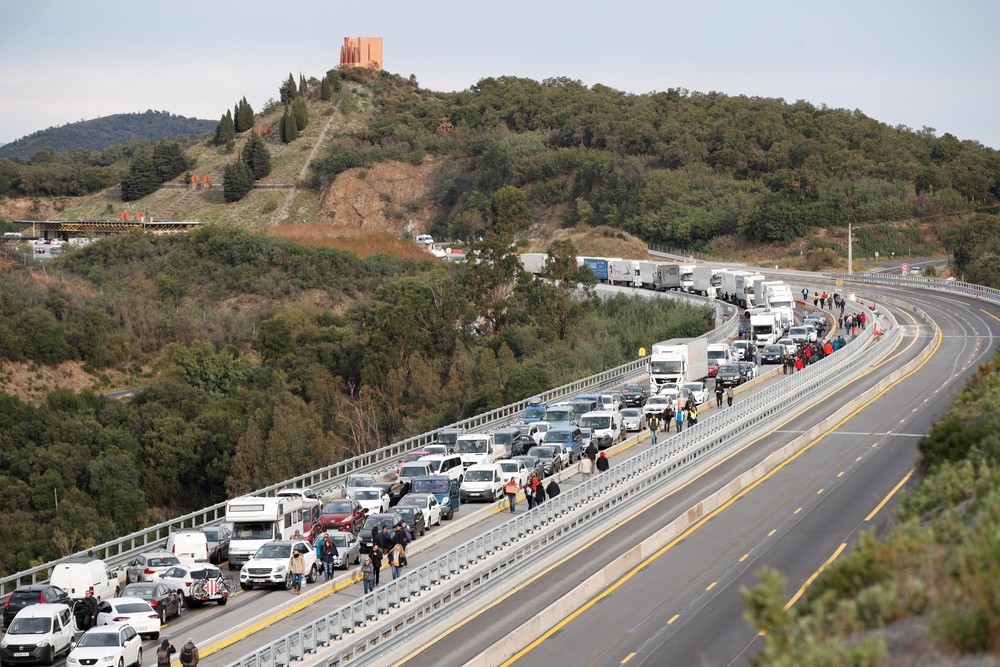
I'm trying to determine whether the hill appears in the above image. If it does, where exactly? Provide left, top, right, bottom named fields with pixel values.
left=0, top=110, right=216, bottom=159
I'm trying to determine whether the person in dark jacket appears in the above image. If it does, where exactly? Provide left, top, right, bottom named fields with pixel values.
left=546, top=479, right=560, bottom=499
left=370, top=544, right=383, bottom=586
left=156, top=639, right=175, bottom=666
left=596, top=451, right=610, bottom=472
left=378, top=525, right=394, bottom=550
left=585, top=441, right=598, bottom=464
left=534, top=479, right=546, bottom=506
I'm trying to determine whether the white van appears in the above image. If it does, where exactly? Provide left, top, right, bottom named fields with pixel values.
left=49, top=557, right=118, bottom=601
left=415, top=234, right=435, bottom=246
left=579, top=410, right=623, bottom=447
left=459, top=463, right=504, bottom=503
left=0, top=603, right=75, bottom=664
left=165, top=530, right=211, bottom=564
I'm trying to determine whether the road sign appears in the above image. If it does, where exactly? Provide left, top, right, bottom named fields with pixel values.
left=901, top=262, right=910, bottom=273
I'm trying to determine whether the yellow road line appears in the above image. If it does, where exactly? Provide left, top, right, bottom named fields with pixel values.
left=865, top=469, right=913, bottom=522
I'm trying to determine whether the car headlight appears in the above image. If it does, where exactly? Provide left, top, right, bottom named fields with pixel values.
left=37, top=640, right=50, bottom=647
left=440, top=497, right=450, bottom=506
left=100, top=657, right=117, bottom=664
left=0, top=638, right=8, bottom=648
left=66, top=658, right=79, bottom=665
left=275, top=565, right=286, bottom=574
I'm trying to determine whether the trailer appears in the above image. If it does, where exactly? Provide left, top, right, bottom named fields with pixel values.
left=636, top=261, right=661, bottom=290
left=581, top=257, right=616, bottom=283
left=719, top=269, right=752, bottom=304
left=740, top=273, right=766, bottom=309
left=657, top=263, right=683, bottom=291
left=520, top=253, right=547, bottom=276
left=692, top=266, right=723, bottom=298
left=609, top=259, right=641, bottom=287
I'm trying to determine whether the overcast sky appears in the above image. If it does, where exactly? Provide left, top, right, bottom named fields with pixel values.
left=2, top=0, right=998, bottom=149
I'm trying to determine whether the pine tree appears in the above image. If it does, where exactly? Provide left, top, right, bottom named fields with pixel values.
left=298, top=73, right=308, bottom=98
left=213, top=109, right=235, bottom=146
left=281, top=106, right=298, bottom=143
left=152, top=140, right=188, bottom=182
left=236, top=97, right=254, bottom=133
left=233, top=103, right=241, bottom=131
left=292, top=97, right=309, bottom=132
left=120, top=154, right=160, bottom=201
left=320, top=76, right=331, bottom=101
left=279, top=73, right=297, bottom=104
left=223, top=159, right=254, bottom=202
left=241, top=132, right=271, bottom=180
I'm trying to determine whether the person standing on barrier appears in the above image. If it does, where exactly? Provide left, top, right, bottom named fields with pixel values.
left=361, top=556, right=375, bottom=594
left=596, top=451, right=610, bottom=472
left=726, top=386, right=734, bottom=407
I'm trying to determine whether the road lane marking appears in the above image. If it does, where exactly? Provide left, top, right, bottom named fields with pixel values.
left=783, top=542, right=848, bottom=611
left=865, top=470, right=913, bottom=522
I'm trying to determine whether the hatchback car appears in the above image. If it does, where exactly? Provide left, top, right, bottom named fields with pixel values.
left=157, top=563, right=229, bottom=606
left=392, top=507, right=427, bottom=539
left=119, top=582, right=182, bottom=624
left=360, top=513, right=404, bottom=554
left=95, top=597, right=161, bottom=639
left=642, top=395, right=673, bottom=419
left=350, top=488, right=390, bottom=515
left=789, top=326, right=815, bottom=344
left=320, top=498, right=367, bottom=534
left=510, top=454, right=545, bottom=481
left=620, top=408, right=647, bottom=432
left=2, top=584, right=70, bottom=628
left=66, top=623, right=142, bottom=667
left=123, top=551, right=180, bottom=584
left=776, top=337, right=798, bottom=358
left=526, top=445, right=563, bottom=476
left=314, top=530, right=362, bottom=569
left=396, top=492, right=442, bottom=527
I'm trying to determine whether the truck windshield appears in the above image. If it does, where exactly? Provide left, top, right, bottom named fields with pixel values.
left=232, top=521, right=276, bottom=540
left=412, top=479, right=449, bottom=494
left=545, top=408, right=574, bottom=423
left=493, top=432, right=514, bottom=446
left=580, top=416, right=611, bottom=429
left=465, top=470, right=495, bottom=482
left=456, top=440, right=487, bottom=454
left=437, top=431, right=462, bottom=446
left=707, top=350, right=727, bottom=360
left=650, top=360, right=683, bottom=374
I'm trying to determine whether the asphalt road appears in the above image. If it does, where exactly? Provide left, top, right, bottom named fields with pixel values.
left=474, top=286, right=998, bottom=667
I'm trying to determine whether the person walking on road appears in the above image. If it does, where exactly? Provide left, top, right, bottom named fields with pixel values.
left=389, top=543, right=408, bottom=580
left=361, top=556, right=376, bottom=594
left=674, top=406, right=685, bottom=432
left=156, top=639, right=176, bottom=666
left=596, top=451, right=610, bottom=472
left=649, top=416, right=658, bottom=445
left=370, top=544, right=383, bottom=586
left=320, top=535, right=338, bottom=582
left=726, top=386, right=734, bottom=407
left=504, top=477, right=519, bottom=512
left=715, top=383, right=724, bottom=407
left=179, top=639, right=199, bottom=667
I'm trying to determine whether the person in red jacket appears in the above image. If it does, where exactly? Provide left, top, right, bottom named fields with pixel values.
left=794, top=356, right=804, bottom=372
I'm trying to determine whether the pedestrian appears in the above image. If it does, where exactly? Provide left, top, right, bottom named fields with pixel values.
left=370, top=544, right=383, bottom=586
left=389, top=543, right=408, bottom=580
left=504, top=477, right=519, bottom=512
left=688, top=405, right=698, bottom=426
left=649, top=417, right=658, bottom=445
left=839, top=299, right=846, bottom=315
left=579, top=455, right=593, bottom=478
left=663, top=405, right=674, bottom=430
left=292, top=529, right=303, bottom=541
left=738, top=324, right=745, bottom=340
left=534, top=479, right=547, bottom=505
left=524, top=480, right=535, bottom=510
left=76, top=587, right=98, bottom=631
left=546, top=479, right=561, bottom=499
left=320, top=535, right=338, bottom=582
left=361, top=556, right=376, bottom=594
left=674, top=406, right=685, bottom=432
left=378, top=525, right=394, bottom=551
left=801, top=287, right=809, bottom=302
left=812, top=292, right=819, bottom=307
left=290, top=547, right=306, bottom=595
left=179, top=638, right=199, bottom=667
left=392, top=523, right=407, bottom=548
left=715, top=383, right=724, bottom=407
left=156, top=639, right=176, bottom=667
left=726, top=386, right=734, bottom=407
left=794, top=356, right=804, bottom=372
left=585, top=440, right=598, bottom=464
left=596, top=451, right=610, bottom=472
left=860, top=311, right=867, bottom=329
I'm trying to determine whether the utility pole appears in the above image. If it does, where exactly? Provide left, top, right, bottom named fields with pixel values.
left=848, top=222, right=853, bottom=275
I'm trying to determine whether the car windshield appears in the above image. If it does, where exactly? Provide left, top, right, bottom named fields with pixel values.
left=423, top=459, right=444, bottom=472
left=7, top=617, right=50, bottom=634
left=78, top=631, right=120, bottom=647
left=254, top=544, right=291, bottom=559
left=329, top=534, right=349, bottom=548
left=347, top=475, right=377, bottom=487
left=324, top=501, right=352, bottom=514
left=624, top=384, right=641, bottom=392
left=122, top=585, right=156, bottom=598
left=499, top=462, right=519, bottom=473
left=353, top=490, right=381, bottom=500
left=114, top=602, right=152, bottom=614
left=523, top=405, right=546, bottom=420
left=411, top=479, right=449, bottom=494
left=456, top=439, right=487, bottom=454
left=399, top=465, right=428, bottom=477
left=232, top=521, right=275, bottom=540
left=621, top=409, right=640, bottom=417
left=527, top=447, right=553, bottom=459
left=465, top=470, right=495, bottom=481
left=682, top=384, right=702, bottom=393
left=437, top=431, right=462, bottom=446
left=147, top=556, right=178, bottom=567
left=545, top=431, right=571, bottom=442
left=764, top=346, right=781, bottom=354
left=719, top=365, right=739, bottom=373
left=647, top=397, right=668, bottom=405
left=580, top=416, right=611, bottom=429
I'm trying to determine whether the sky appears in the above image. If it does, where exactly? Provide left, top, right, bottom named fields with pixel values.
left=2, top=0, right=999, bottom=149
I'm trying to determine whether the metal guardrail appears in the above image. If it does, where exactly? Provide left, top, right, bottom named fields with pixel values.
left=227, top=301, right=895, bottom=666
left=1, top=290, right=727, bottom=595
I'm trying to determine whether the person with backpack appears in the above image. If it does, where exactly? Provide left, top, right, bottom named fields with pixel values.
left=715, top=383, right=724, bottom=407
left=156, top=639, right=175, bottom=666
left=596, top=451, right=610, bottom=472
left=179, top=638, right=199, bottom=666
left=674, top=405, right=685, bottom=432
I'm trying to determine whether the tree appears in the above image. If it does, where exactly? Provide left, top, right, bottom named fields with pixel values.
left=280, top=73, right=297, bottom=104
left=461, top=231, right=524, bottom=335
left=252, top=316, right=294, bottom=365
left=213, top=109, right=235, bottom=146
left=120, top=154, right=160, bottom=201
left=320, top=76, right=332, bottom=101
left=236, top=97, right=255, bottom=133
left=281, top=106, right=298, bottom=144
left=151, top=140, right=187, bottom=182
left=292, top=97, right=309, bottom=132
left=222, top=159, right=254, bottom=202
left=299, top=73, right=308, bottom=98
left=490, top=185, right=531, bottom=235
left=241, top=132, right=271, bottom=180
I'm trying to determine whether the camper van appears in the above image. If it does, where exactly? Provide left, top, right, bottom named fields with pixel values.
left=224, top=496, right=305, bottom=568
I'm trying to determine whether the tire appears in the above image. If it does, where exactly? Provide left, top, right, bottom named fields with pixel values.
left=240, top=582, right=253, bottom=591
left=306, top=564, right=318, bottom=584
left=135, top=648, right=142, bottom=667
left=118, top=658, right=124, bottom=667
left=354, top=552, right=361, bottom=565
left=217, top=597, right=228, bottom=606
left=150, top=632, right=159, bottom=640
left=174, top=600, right=182, bottom=619
left=158, top=607, right=165, bottom=624
left=283, top=573, right=292, bottom=590
left=43, top=645, right=54, bottom=666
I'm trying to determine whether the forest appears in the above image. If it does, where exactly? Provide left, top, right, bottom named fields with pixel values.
left=0, top=225, right=712, bottom=573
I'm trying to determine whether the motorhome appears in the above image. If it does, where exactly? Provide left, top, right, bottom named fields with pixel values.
left=224, top=496, right=304, bottom=568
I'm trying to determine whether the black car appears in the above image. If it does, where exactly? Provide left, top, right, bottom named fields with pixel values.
left=2, top=584, right=70, bottom=628
left=393, top=506, right=426, bottom=538
left=620, top=383, right=648, bottom=407
left=716, top=364, right=743, bottom=388
left=120, top=582, right=182, bottom=623
left=760, top=344, right=784, bottom=365
left=360, top=512, right=404, bottom=554
left=511, top=454, right=545, bottom=481
left=526, top=445, right=563, bottom=476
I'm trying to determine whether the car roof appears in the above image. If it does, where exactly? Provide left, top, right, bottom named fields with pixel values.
left=13, top=603, right=71, bottom=616
left=105, top=597, right=149, bottom=605
left=549, top=425, right=579, bottom=432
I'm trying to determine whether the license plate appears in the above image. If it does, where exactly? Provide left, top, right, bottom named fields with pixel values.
left=14, top=653, right=29, bottom=658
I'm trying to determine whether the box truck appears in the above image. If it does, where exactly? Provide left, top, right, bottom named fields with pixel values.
left=648, top=336, right=709, bottom=391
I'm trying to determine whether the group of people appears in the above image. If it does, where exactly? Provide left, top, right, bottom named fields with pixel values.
left=647, top=401, right=701, bottom=439
left=782, top=335, right=848, bottom=373
left=839, top=311, right=867, bottom=336
left=155, top=638, right=199, bottom=666
left=806, top=289, right=847, bottom=315
left=360, top=522, right=411, bottom=594
left=713, top=384, right=736, bottom=408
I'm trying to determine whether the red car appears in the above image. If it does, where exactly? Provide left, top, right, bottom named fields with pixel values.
left=320, top=499, right=366, bottom=534
left=707, top=359, right=720, bottom=378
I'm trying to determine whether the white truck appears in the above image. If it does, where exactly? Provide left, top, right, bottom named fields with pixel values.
left=679, top=265, right=696, bottom=292
left=520, top=252, right=548, bottom=276
left=750, top=310, right=784, bottom=348
left=742, top=273, right=766, bottom=309
left=758, top=281, right=796, bottom=329
left=719, top=269, right=752, bottom=304
left=225, top=496, right=305, bottom=568
left=648, top=336, right=709, bottom=391
left=455, top=433, right=496, bottom=469
left=691, top=266, right=722, bottom=298
left=636, top=261, right=661, bottom=290
left=657, top=263, right=683, bottom=291
left=609, top=259, right=641, bottom=287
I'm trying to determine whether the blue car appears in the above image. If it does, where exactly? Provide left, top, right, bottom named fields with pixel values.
left=543, top=426, right=585, bottom=463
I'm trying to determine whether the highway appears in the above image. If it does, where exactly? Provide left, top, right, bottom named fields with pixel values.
left=456, top=286, right=997, bottom=666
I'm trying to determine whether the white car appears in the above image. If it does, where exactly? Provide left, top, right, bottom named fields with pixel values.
left=620, top=408, right=647, bottom=432
left=643, top=395, right=673, bottom=418
left=516, top=423, right=544, bottom=447
left=657, top=385, right=680, bottom=407
left=66, top=624, right=142, bottom=667
left=681, top=382, right=709, bottom=405
left=397, top=492, right=442, bottom=526
left=730, top=340, right=752, bottom=360
left=157, top=563, right=230, bottom=605
left=239, top=540, right=319, bottom=591
left=788, top=326, right=816, bottom=344
left=497, top=458, right=529, bottom=488
left=776, top=337, right=798, bottom=357
left=350, top=487, right=390, bottom=515
left=95, top=597, right=161, bottom=639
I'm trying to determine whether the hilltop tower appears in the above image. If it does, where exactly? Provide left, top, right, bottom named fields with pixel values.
left=340, top=37, right=383, bottom=70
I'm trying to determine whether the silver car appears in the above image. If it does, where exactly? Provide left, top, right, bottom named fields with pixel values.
left=316, top=531, right=361, bottom=570
left=620, top=408, right=647, bottom=432
left=123, top=551, right=180, bottom=584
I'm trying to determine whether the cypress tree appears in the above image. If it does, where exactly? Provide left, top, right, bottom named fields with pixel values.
left=237, top=97, right=254, bottom=133
left=152, top=140, right=187, bottom=182
left=299, top=74, right=308, bottom=98
left=120, top=154, right=160, bottom=201
left=223, top=159, right=254, bottom=202
left=320, top=76, right=331, bottom=101
left=280, top=74, right=297, bottom=104
left=292, top=98, right=309, bottom=132
left=281, top=106, right=298, bottom=143
left=213, top=109, right=235, bottom=146
left=241, top=132, right=271, bottom=180
left=233, top=104, right=241, bottom=131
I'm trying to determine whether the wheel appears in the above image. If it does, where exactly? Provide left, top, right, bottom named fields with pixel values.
left=43, top=645, right=54, bottom=666
left=150, top=632, right=159, bottom=640
left=217, top=597, right=228, bottom=606
left=174, top=600, right=182, bottom=619
left=283, top=573, right=292, bottom=590
left=306, top=564, right=318, bottom=584
left=240, top=582, right=253, bottom=591
left=354, top=552, right=361, bottom=565
left=158, top=607, right=165, bottom=624
left=134, top=648, right=142, bottom=667
left=118, top=658, right=124, bottom=667
left=421, top=524, right=426, bottom=536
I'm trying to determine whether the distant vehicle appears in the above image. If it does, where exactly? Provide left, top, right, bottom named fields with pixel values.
left=497, top=458, right=530, bottom=488
left=642, top=395, right=673, bottom=420
left=122, top=551, right=180, bottom=584
left=119, top=582, right=182, bottom=624
left=392, top=507, right=427, bottom=539
left=396, top=450, right=429, bottom=475
left=415, top=234, right=435, bottom=245
left=620, top=408, right=647, bottom=432
left=516, top=423, right=544, bottom=447
left=716, top=364, right=743, bottom=388
left=1, top=603, right=76, bottom=665
left=396, top=492, right=442, bottom=527
left=542, top=426, right=585, bottom=462
left=350, top=487, right=390, bottom=515
left=435, top=427, right=466, bottom=452
left=2, top=584, right=70, bottom=629
left=313, top=531, right=361, bottom=569
left=730, top=340, right=752, bottom=361
left=680, top=382, right=709, bottom=405
left=460, top=463, right=505, bottom=503
left=319, top=498, right=366, bottom=534
left=510, top=455, right=545, bottom=481
left=738, top=361, right=758, bottom=382
left=158, top=563, right=230, bottom=605
left=522, top=397, right=546, bottom=423
left=619, top=383, right=648, bottom=407
left=544, top=404, right=577, bottom=428
left=579, top=411, right=622, bottom=448
left=203, top=524, right=232, bottom=565
left=776, top=337, right=798, bottom=358
left=344, top=473, right=404, bottom=505
left=490, top=427, right=524, bottom=459
left=165, top=530, right=210, bottom=564
left=49, top=557, right=119, bottom=602
left=419, top=453, right=465, bottom=482
left=789, top=326, right=814, bottom=344
left=760, top=344, right=785, bottom=364
left=526, top=445, right=563, bottom=476
left=409, top=476, right=459, bottom=520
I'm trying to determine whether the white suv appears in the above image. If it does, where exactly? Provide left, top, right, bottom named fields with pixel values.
left=239, top=540, right=318, bottom=591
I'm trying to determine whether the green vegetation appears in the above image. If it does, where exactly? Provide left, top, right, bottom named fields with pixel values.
left=742, top=351, right=1000, bottom=661
left=120, top=140, right=189, bottom=201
